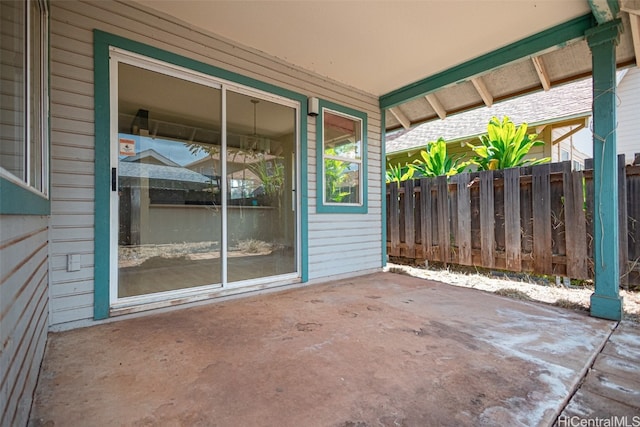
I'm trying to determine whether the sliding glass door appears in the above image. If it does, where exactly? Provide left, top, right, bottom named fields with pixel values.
left=225, top=91, right=297, bottom=283
left=111, top=51, right=298, bottom=305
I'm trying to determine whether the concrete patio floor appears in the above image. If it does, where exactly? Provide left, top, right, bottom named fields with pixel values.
left=29, top=272, right=638, bottom=426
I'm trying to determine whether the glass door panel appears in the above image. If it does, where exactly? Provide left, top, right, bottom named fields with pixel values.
left=117, top=62, right=222, bottom=297
left=225, top=91, right=297, bottom=282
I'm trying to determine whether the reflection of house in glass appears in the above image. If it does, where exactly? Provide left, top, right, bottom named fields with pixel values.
left=119, top=149, right=220, bottom=204
left=185, top=149, right=284, bottom=204
left=118, top=149, right=220, bottom=246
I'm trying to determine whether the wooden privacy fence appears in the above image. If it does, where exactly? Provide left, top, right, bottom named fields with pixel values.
left=387, top=156, right=640, bottom=287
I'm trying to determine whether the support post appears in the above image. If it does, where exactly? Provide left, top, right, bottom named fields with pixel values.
left=586, top=19, right=623, bottom=321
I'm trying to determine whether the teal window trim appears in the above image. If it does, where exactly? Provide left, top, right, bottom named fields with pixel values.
left=316, top=100, right=368, bottom=214
left=380, top=13, right=596, bottom=109
left=0, top=178, right=49, bottom=215
left=93, top=30, right=309, bottom=319
left=0, top=0, right=51, bottom=216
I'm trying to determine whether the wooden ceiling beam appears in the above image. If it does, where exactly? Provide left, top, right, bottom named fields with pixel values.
left=621, top=2, right=640, bottom=67
left=553, top=123, right=586, bottom=145
left=590, top=0, right=620, bottom=24
left=424, top=93, right=447, bottom=120
left=471, top=77, right=493, bottom=107
left=531, top=56, right=552, bottom=91
left=631, top=14, right=640, bottom=67
left=388, top=107, right=411, bottom=130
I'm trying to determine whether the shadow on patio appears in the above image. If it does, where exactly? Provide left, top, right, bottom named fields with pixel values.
left=29, top=272, right=634, bottom=426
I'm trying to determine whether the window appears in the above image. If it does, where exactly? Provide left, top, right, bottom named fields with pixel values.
left=316, top=101, right=367, bottom=213
left=0, top=0, right=49, bottom=196
left=560, top=149, right=570, bottom=162
left=573, top=160, right=583, bottom=171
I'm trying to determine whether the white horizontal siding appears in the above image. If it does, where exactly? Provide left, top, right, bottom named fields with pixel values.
left=49, top=0, right=382, bottom=327
left=0, top=215, right=49, bottom=427
left=306, top=121, right=383, bottom=278
left=617, top=67, right=640, bottom=164
left=1, top=7, right=50, bottom=422
left=307, top=107, right=383, bottom=281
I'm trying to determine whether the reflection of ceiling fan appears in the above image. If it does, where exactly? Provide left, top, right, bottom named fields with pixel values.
left=123, top=100, right=283, bottom=156
left=243, top=99, right=271, bottom=154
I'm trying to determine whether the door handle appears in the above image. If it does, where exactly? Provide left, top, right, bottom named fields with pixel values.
left=111, top=168, right=117, bottom=191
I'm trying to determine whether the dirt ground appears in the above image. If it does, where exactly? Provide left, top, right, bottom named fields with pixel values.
left=385, top=262, right=640, bottom=321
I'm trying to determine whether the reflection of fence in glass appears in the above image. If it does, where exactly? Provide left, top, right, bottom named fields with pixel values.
left=387, top=155, right=640, bottom=288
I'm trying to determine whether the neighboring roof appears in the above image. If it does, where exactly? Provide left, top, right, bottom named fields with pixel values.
left=122, top=149, right=182, bottom=167
left=386, top=77, right=593, bottom=155
left=119, top=162, right=213, bottom=190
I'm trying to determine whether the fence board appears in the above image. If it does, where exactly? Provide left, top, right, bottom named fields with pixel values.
left=532, top=164, right=553, bottom=275
left=386, top=161, right=638, bottom=288
left=479, top=171, right=495, bottom=268
left=568, top=170, right=589, bottom=278
left=456, top=174, right=472, bottom=265
left=494, top=170, right=506, bottom=257
left=627, top=164, right=640, bottom=286
left=618, top=155, right=629, bottom=287
left=470, top=172, right=481, bottom=253
left=551, top=164, right=569, bottom=271
left=388, top=182, right=400, bottom=257
left=504, top=168, right=521, bottom=271
left=450, top=181, right=459, bottom=262
left=584, top=161, right=595, bottom=277
left=436, top=176, right=450, bottom=265
left=403, top=179, right=416, bottom=258
left=399, top=186, right=406, bottom=251
left=419, top=178, right=432, bottom=259
left=563, top=163, right=587, bottom=278
left=415, top=184, right=422, bottom=248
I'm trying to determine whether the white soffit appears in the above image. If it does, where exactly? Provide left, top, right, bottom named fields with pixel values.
left=134, top=0, right=591, bottom=96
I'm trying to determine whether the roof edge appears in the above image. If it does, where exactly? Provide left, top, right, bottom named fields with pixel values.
left=379, top=13, right=596, bottom=110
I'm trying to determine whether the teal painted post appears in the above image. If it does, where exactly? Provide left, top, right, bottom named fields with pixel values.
left=586, top=19, right=623, bottom=321
left=93, top=31, right=111, bottom=320
left=381, top=109, right=387, bottom=267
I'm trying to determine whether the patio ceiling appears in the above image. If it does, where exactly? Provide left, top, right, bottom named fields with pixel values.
left=134, top=1, right=639, bottom=131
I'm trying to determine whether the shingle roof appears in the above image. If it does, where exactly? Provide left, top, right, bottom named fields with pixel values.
left=386, top=77, right=593, bottom=154
left=123, top=149, right=181, bottom=167
left=119, top=162, right=213, bottom=190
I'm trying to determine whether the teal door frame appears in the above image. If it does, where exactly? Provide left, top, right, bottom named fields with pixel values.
left=93, top=30, right=309, bottom=320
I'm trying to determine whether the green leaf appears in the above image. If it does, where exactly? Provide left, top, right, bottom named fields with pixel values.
left=409, top=137, right=465, bottom=177
left=467, top=115, right=549, bottom=171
